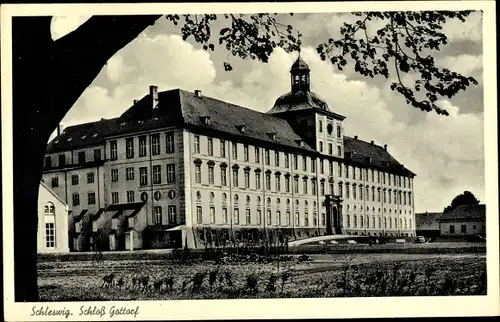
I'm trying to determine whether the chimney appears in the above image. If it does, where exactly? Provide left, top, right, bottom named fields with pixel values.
left=194, top=89, right=202, bottom=98
left=133, top=99, right=138, bottom=105
left=150, top=85, right=159, bottom=109
left=57, top=124, right=65, bottom=136
left=384, top=144, right=387, bottom=150
left=354, top=135, right=358, bottom=140
left=370, top=140, right=374, bottom=145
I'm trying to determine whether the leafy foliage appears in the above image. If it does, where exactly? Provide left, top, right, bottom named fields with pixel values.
left=165, top=11, right=478, bottom=115
left=443, top=190, right=480, bottom=213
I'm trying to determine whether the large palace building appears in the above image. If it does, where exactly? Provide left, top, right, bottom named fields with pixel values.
left=42, top=57, right=417, bottom=251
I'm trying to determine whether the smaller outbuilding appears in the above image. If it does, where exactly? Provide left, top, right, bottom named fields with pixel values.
left=38, top=182, right=70, bottom=253
left=437, top=204, right=486, bottom=237
left=415, top=212, right=442, bottom=239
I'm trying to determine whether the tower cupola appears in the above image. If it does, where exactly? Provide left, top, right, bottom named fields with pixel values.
left=290, top=53, right=310, bottom=92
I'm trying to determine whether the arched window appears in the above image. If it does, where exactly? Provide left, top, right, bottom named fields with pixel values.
left=45, top=202, right=56, bottom=248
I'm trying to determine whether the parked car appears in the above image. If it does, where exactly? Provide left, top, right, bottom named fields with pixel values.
left=414, top=236, right=426, bottom=244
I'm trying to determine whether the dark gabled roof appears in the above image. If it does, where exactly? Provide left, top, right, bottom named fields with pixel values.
left=73, top=209, right=88, bottom=222
left=44, top=89, right=413, bottom=176
left=90, top=208, right=105, bottom=221
left=177, top=89, right=315, bottom=152
left=415, top=212, right=442, bottom=230
left=437, top=204, right=486, bottom=222
left=46, top=118, right=119, bottom=153
left=105, top=202, right=145, bottom=212
left=343, top=136, right=415, bottom=176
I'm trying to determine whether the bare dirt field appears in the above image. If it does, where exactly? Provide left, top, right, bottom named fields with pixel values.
left=38, top=252, right=486, bottom=300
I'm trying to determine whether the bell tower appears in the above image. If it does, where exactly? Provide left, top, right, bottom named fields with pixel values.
left=290, top=52, right=310, bottom=93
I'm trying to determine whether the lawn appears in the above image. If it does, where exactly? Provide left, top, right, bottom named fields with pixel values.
left=38, top=252, right=486, bottom=300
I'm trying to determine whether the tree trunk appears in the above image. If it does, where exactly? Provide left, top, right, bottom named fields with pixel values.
left=12, top=15, right=160, bottom=301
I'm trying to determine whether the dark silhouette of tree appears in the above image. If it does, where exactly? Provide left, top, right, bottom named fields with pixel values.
left=12, top=11, right=478, bottom=301
left=443, top=191, right=480, bottom=213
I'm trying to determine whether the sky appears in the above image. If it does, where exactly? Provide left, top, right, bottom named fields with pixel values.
left=50, top=12, right=485, bottom=214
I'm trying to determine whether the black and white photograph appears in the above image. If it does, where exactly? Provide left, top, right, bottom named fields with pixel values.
left=2, top=1, right=499, bottom=320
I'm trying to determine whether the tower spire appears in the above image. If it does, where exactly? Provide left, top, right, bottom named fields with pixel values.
left=290, top=45, right=310, bottom=93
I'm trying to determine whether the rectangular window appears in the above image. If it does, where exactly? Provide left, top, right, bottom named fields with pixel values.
left=87, top=172, right=95, bottom=184
left=330, top=183, right=334, bottom=195
left=346, top=184, right=350, bottom=199
left=234, top=208, right=239, bottom=224
left=285, top=176, right=290, bottom=193
left=244, top=171, right=250, bottom=188
left=94, top=149, right=101, bottom=162
left=51, top=177, right=59, bottom=188
left=303, top=179, right=308, bottom=194
left=352, top=167, right=356, bottom=180
left=345, top=166, right=349, bottom=178
left=275, top=175, right=281, bottom=192
left=266, top=173, right=271, bottom=191
left=255, top=147, right=260, bottom=163
left=294, top=177, right=299, bottom=193
left=153, top=165, right=161, bottom=184
left=194, top=135, right=200, bottom=154
left=233, top=168, right=239, bottom=187
left=126, top=167, right=134, bottom=181
left=337, top=145, right=342, bottom=157
left=255, top=172, right=261, bottom=189
left=232, top=142, right=237, bottom=159
left=195, top=164, right=201, bottom=183
left=154, top=206, right=162, bottom=225
left=110, top=140, right=118, bottom=160
left=311, top=159, right=316, bottom=173
left=265, top=149, right=270, bottom=165
left=221, top=167, right=227, bottom=186
left=196, top=206, right=203, bottom=224
left=267, top=210, right=272, bottom=225
left=461, top=225, right=467, bottom=233
left=304, top=213, right=309, bottom=227
left=45, top=222, right=55, bottom=248
left=328, top=143, right=333, bottom=155
left=246, top=209, right=251, bottom=224
left=78, top=151, right=86, bottom=165
left=320, top=181, right=325, bottom=196
left=139, top=167, right=148, bottom=186
left=319, top=120, right=323, bottom=132
left=286, top=211, right=291, bottom=226
left=285, top=153, right=289, bottom=168
left=111, top=169, right=119, bottom=182
left=210, top=207, right=216, bottom=224
left=139, top=136, right=147, bottom=157
left=166, top=132, right=175, bottom=153
left=277, top=211, right=281, bottom=226
left=167, top=164, right=175, bottom=183
left=168, top=205, right=176, bottom=224
left=338, top=163, right=342, bottom=177
left=127, top=191, right=135, bottom=203
left=111, top=192, right=119, bottom=204
left=151, top=134, right=160, bottom=155
left=58, top=154, right=66, bottom=167
left=449, top=225, right=455, bottom=234
left=312, top=180, right=317, bottom=195
left=295, top=212, right=300, bottom=226
left=337, top=125, right=341, bottom=138
left=71, top=174, right=79, bottom=186
left=302, top=156, right=307, bottom=171
left=275, top=151, right=280, bottom=167
left=319, top=141, right=323, bottom=152
left=88, top=192, right=96, bottom=205
left=208, top=166, right=215, bottom=184
left=244, top=144, right=249, bottom=161
left=293, top=155, right=298, bottom=170
left=220, top=140, right=226, bottom=158
left=222, top=207, right=228, bottom=224
left=208, top=138, right=214, bottom=156
left=126, top=138, right=134, bottom=159
left=257, top=209, right=262, bottom=225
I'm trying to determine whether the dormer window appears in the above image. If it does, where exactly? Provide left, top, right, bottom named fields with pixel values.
left=67, top=137, right=72, bottom=142
left=201, top=116, right=211, bottom=126
left=81, top=135, right=87, bottom=140
left=267, top=132, right=277, bottom=140
left=120, top=122, right=126, bottom=127
left=92, top=133, right=98, bottom=138
left=295, top=139, right=305, bottom=147
left=236, top=125, right=246, bottom=133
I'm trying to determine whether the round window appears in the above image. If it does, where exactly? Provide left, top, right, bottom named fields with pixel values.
left=154, top=191, right=161, bottom=201
left=168, top=190, right=176, bottom=199
left=140, top=192, right=148, bottom=202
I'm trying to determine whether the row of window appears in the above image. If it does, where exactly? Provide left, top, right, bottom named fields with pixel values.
left=193, top=162, right=412, bottom=205
left=318, top=120, right=342, bottom=138
left=45, top=149, right=102, bottom=169
left=195, top=205, right=324, bottom=227
left=346, top=215, right=413, bottom=230
left=152, top=205, right=177, bottom=225
left=109, top=132, right=175, bottom=160
left=318, top=140, right=342, bottom=157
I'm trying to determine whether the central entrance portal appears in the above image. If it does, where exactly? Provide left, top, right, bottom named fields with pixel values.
left=325, top=195, right=343, bottom=235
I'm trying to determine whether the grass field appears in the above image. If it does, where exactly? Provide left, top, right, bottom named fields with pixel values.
left=38, top=252, right=486, bottom=301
